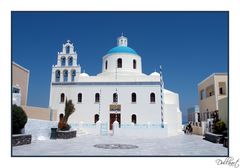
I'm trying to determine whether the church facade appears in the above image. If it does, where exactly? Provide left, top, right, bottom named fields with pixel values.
left=49, top=35, right=182, bottom=136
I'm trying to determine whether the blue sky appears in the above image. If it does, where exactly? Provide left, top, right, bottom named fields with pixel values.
left=12, top=12, right=228, bottom=123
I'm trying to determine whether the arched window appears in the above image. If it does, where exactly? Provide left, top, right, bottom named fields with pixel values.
left=132, top=114, right=137, bottom=124
left=68, top=57, right=73, bottom=66
left=95, top=93, right=100, bottom=103
left=63, top=70, right=68, bottom=82
left=105, top=60, right=108, bottom=70
left=71, top=70, right=76, bottom=82
left=117, top=58, right=122, bottom=68
left=66, top=46, right=70, bottom=54
left=78, top=93, right=82, bottom=103
left=113, top=93, right=118, bottom=103
left=94, top=114, right=99, bottom=123
left=133, top=59, right=137, bottom=69
left=131, top=92, right=136, bottom=103
left=55, top=70, right=60, bottom=82
left=61, top=57, right=66, bottom=66
left=60, top=93, right=65, bottom=103
left=150, top=92, right=155, bottom=103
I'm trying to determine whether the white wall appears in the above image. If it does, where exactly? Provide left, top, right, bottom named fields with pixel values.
left=164, top=90, right=183, bottom=136
left=24, top=119, right=102, bottom=140
left=50, top=84, right=162, bottom=129
left=50, top=84, right=183, bottom=136
left=101, top=53, right=142, bottom=75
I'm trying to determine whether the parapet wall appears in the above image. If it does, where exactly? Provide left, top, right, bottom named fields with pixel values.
left=22, top=105, right=57, bottom=121
left=191, top=122, right=206, bottom=135
left=113, top=122, right=168, bottom=138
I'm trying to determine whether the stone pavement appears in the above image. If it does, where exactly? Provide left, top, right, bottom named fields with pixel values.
left=12, top=134, right=228, bottom=156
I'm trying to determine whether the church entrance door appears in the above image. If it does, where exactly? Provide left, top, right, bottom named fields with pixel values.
left=109, top=113, right=121, bottom=130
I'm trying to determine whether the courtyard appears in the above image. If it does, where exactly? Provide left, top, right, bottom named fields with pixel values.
left=12, top=134, right=228, bottom=156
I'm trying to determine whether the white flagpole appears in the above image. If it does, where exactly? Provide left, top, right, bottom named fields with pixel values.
left=160, top=65, right=164, bottom=128
left=98, top=89, right=101, bottom=117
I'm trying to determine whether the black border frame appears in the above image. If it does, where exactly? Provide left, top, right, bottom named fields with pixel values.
left=11, top=11, right=229, bottom=157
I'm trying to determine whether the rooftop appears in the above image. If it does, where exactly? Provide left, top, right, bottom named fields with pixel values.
left=198, top=73, right=228, bottom=86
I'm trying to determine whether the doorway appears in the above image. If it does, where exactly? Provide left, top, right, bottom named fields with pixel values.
left=109, top=113, right=121, bottom=130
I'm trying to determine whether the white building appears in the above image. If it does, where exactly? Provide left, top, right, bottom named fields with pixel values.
left=49, top=35, right=182, bottom=136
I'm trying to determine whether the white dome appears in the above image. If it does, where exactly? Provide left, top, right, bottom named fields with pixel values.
left=79, top=72, right=89, bottom=77
left=150, top=72, right=160, bottom=76
left=101, top=35, right=143, bottom=76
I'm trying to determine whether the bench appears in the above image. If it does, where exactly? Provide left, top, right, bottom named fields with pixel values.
left=204, top=132, right=223, bottom=143
left=12, top=134, right=32, bottom=146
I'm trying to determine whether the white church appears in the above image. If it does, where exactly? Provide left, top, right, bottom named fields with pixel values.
left=49, top=35, right=182, bottom=136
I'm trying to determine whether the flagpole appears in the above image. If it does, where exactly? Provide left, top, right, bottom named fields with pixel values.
left=160, top=65, right=164, bottom=128
left=115, top=58, right=118, bottom=122
left=98, top=89, right=101, bottom=119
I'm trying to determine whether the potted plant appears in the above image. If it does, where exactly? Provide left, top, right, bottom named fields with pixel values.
left=12, top=104, right=31, bottom=146
left=12, top=104, right=28, bottom=134
left=58, top=99, right=75, bottom=131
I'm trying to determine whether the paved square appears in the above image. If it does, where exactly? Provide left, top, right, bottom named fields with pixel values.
left=12, top=134, right=228, bottom=156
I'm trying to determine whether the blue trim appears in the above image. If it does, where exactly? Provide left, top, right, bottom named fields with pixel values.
left=52, top=81, right=161, bottom=86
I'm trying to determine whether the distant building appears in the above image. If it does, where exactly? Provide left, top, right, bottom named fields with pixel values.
left=12, top=62, right=57, bottom=121
left=187, top=105, right=200, bottom=123
left=12, top=62, right=30, bottom=106
left=198, top=73, right=228, bottom=122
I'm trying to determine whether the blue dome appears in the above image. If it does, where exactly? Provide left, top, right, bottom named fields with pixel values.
left=107, top=46, right=137, bottom=55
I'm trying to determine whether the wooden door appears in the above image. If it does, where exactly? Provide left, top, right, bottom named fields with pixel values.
left=109, top=113, right=121, bottom=130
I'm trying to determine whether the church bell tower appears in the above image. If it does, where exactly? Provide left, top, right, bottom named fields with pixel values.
left=51, top=40, right=81, bottom=83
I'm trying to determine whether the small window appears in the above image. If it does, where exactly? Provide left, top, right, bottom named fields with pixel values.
left=219, top=82, right=226, bottom=95
left=131, top=93, right=136, bottom=103
left=117, top=58, right=122, bottom=68
left=95, top=93, right=100, bottom=103
left=68, top=57, right=73, bottom=66
left=12, top=87, right=20, bottom=93
left=113, top=93, right=118, bottom=103
left=66, top=46, right=70, bottom=54
left=105, top=60, right=108, bottom=70
left=206, top=85, right=215, bottom=97
left=63, top=70, right=68, bottom=82
left=61, top=57, right=66, bottom=66
left=55, top=70, right=60, bottom=82
left=94, top=114, right=99, bottom=123
left=78, top=93, right=82, bottom=103
left=60, top=93, right=65, bottom=103
left=219, top=88, right=223, bottom=94
left=150, top=93, right=155, bottom=103
left=133, top=59, right=137, bottom=69
left=71, top=70, right=76, bottom=82
left=131, top=114, right=137, bottom=124
left=200, top=89, right=205, bottom=100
